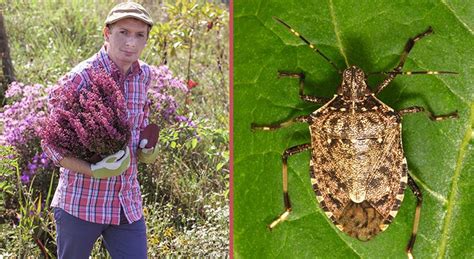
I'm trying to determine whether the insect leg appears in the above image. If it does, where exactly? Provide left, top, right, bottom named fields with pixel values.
left=278, top=71, right=330, bottom=104
left=406, top=174, right=423, bottom=259
left=375, top=27, right=434, bottom=95
left=251, top=115, right=311, bottom=131
left=269, top=143, right=312, bottom=229
left=398, top=106, right=458, bottom=121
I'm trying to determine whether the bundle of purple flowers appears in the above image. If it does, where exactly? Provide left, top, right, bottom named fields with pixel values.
left=40, top=69, right=131, bottom=163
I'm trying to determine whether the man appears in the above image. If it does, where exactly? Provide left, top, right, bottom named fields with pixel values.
left=42, top=2, right=159, bottom=258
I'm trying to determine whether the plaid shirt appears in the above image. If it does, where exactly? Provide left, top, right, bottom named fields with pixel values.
left=42, top=46, right=151, bottom=225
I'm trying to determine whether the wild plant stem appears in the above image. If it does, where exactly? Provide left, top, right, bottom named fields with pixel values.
left=45, top=169, right=56, bottom=207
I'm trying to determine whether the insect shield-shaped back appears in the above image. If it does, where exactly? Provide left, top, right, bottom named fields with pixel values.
left=309, top=67, right=407, bottom=241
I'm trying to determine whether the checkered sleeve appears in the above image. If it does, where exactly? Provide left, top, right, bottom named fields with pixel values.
left=41, top=140, right=64, bottom=167
left=140, top=73, right=151, bottom=131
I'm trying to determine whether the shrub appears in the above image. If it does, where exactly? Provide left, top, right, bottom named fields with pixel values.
left=39, top=69, right=130, bottom=162
left=0, top=82, right=55, bottom=200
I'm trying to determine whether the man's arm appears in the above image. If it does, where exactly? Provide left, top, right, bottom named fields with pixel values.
left=59, top=157, right=93, bottom=176
left=58, top=148, right=131, bottom=179
left=42, top=134, right=94, bottom=176
left=42, top=139, right=93, bottom=176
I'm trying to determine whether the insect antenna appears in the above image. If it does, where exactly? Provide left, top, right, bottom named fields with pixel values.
left=369, top=70, right=458, bottom=76
left=273, top=16, right=341, bottom=74
left=369, top=70, right=458, bottom=95
left=369, top=70, right=457, bottom=95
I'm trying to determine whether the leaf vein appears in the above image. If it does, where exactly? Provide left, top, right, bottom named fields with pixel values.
left=328, top=0, right=349, bottom=67
left=437, top=102, right=474, bottom=258
left=439, top=0, right=474, bottom=35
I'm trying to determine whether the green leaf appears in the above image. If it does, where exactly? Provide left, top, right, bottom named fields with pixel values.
left=36, top=194, right=42, bottom=215
left=216, top=162, right=225, bottom=171
left=234, top=0, right=473, bottom=258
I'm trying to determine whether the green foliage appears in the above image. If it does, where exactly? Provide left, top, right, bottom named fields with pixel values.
left=0, top=145, right=17, bottom=222
left=0, top=145, right=56, bottom=257
left=147, top=0, right=227, bottom=66
left=2, top=0, right=107, bottom=85
left=145, top=201, right=229, bottom=257
left=0, top=147, right=20, bottom=256
left=234, top=0, right=473, bottom=258
left=145, top=0, right=229, bottom=121
left=139, top=116, right=229, bottom=219
left=0, top=132, right=59, bottom=256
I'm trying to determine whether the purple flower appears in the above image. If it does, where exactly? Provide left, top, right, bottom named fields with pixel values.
left=0, top=82, right=51, bottom=170
left=27, top=163, right=38, bottom=171
left=19, top=152, right=53, bottom=179
left=148, top=65, right=192, bottom=126
left=20, top=173, right=30, bottom=184
left=5, top=81, right=24, bottom=98
left=175, top=115, right=188, bottom=122
left=39, top=69, right=131, bottom=162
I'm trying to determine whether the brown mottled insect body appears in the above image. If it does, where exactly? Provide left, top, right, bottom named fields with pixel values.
left=309, top=67, right=408, bottom=241
left=253, top=17, right=458, bottom=258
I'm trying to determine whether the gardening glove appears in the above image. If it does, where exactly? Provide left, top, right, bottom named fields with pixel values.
left=138, top=139, right=159, bottom=164
left=90, top=147, right=131, bottom=179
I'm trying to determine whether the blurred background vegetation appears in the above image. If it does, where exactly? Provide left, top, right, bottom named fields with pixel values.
left=0, top=0, right=229, bottom=257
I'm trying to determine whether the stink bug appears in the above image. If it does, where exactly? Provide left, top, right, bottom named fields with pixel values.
left=251, top=17, right=458, bottom=258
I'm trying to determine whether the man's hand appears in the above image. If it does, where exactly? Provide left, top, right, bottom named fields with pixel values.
left=138, top=139, right=159, bottom=164
left=90, top=147, right=131, bottom=179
